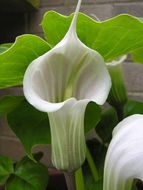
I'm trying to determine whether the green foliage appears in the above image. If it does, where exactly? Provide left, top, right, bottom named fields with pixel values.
left=0, top=34, right=50, bottom=89
left=0, top=96, right=24, bottom=116
left=124, top=99, right=143, bottom=117
left=132, top=47, right=143, bottom=63
left=0, top=43, right=12, bottom=54
left=87, top=139, right=107, bottom=178
left=131, top=18, right=143, bottom=64
left=7, top=100, right=51, bottom=160
left=0, top=47, right=8, bottom=54
left=42, top=12, right=143, bottom=61
left=85, top=176, right=103, bottom=190
left=84, top=102, right=101, bottom=134
left=0, top=156, right=14, bottom=185
left=5, top=155, right=48, bottom=190
left=96, top=107, right=118, bottom=143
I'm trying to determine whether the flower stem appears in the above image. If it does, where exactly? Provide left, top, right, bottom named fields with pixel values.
left=86, top=146, right=99, bottom=182
left=75, top=168, right=85, bottom=190
left=64, top=172, right=76, bottom=190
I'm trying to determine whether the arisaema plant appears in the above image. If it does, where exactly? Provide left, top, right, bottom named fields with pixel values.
left=1, top=0, right=143, bottom=189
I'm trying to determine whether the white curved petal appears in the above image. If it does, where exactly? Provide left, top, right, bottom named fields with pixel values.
left=49, top=98, right=89, bottom=172
left=103, top=114, right=143, bottom=190
left=23, top=0, right=111, bottom=112
left=73, top=48, right=111, bottom=105
left=23, top=0, right=111, bottom=172
left=106, top=55, right=127, bottom=106
left=23, top=42, right=111, bottom=112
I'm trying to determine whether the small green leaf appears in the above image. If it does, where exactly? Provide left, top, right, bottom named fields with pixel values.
left=7, top=100, right=51, bottom=160
left=42, top=12, right=143, bottom=61
left=0, top=34, right=50, bottom=89
left=84, top=102, right=101, bottom=134
left=96, top=107, right=118, bottom=143
left=0, top=156, right=14, bottom=185
left=0, top=96, right=24, bottom=117
left=124, top=99, right=143, bottom=117
left=6, top=156, right=48, bottom=190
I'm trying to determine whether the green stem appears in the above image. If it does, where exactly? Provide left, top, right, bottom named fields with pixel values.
left=75, top=167, right=85, bottom=190
left=86, top=146, right=99, bottom=182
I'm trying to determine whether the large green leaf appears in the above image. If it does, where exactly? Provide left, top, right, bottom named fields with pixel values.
left=0, top=43, right=12, bottom=54
left=132, top=47, right=143, bottom=63
left=0, top=34, right=50, bottom=89
left=7, top=100, right=51, bottom=160
left=124, top=99, right=143, bottom=117
left=131, top=18, right=143, bottom=64
left=6, top=156, right=48, bottom=190
left=0, top=96, right=24, bottom=117
left=0, top=47, right=8, bottom=54
left=96, top=107, right=118, bottom=143
left=84, top=102, right=101, bottom=134
left=0, top=156, right=14, bottom=185
left=42, top=12, right=143, bottom=61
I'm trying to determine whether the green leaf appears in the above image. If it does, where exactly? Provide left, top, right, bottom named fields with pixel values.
left=0, top=43, right=12, bottom=54
left=85, top=177, right=103, bottom=190
left=84, top=102, right=101, bottom=134
left=42, top=12, right=143, bottom=61
left=132, top=47, right=143, bottom=63
left=0, top=156, right=14, bottom=185
left=6, top=156, right=48, bottom=190
left=96, top=107, right=118, bottom=143
left=84, top=168, right=103, bottom=190
left=87, top=139, right=107, bottom=178
left=0, top=96, right=24, bottom=117
left=131, top=18, right=143, bottom=63
left=124, top=99, right=143, bottom=117
left=7, top=100, right=51, bottom=160
left=0, top=34, right=50, bottom=89
left=0, top=47, right=8, bottom=54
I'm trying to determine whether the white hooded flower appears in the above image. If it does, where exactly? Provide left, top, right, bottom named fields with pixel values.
left=104, top=114, right=143, bottom=190
left=23, top=0, right=111, bottom=172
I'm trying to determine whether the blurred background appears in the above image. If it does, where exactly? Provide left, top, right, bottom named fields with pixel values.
left=0, top=0, right=143, bottom=187
left=0, top=0, right=143, bottom=43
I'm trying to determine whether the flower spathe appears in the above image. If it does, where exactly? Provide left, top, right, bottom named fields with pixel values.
left=103, top=114, right=143, bottom=190
left=107, top=55, right=128, bottom=107
left=23, top=0, right=111, bottom=172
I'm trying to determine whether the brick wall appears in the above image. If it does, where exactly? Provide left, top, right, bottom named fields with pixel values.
left=0, top=0, right=143, bottom=164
